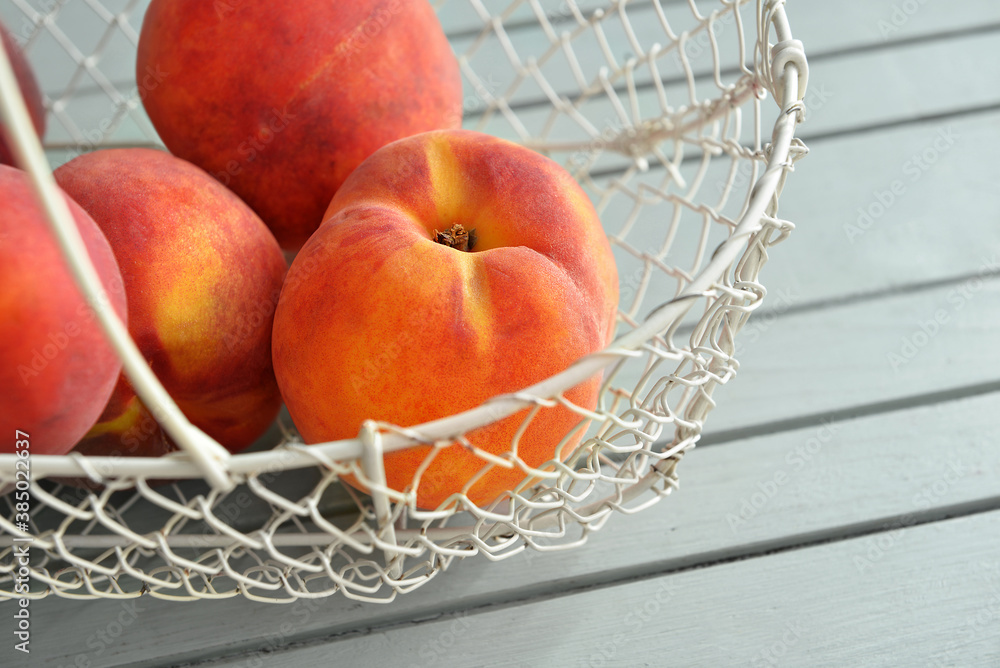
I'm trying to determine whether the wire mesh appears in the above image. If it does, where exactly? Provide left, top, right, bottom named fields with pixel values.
left=0, top=0, right=808, bottom=602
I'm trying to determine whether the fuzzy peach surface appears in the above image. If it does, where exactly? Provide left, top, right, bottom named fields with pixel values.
left=273, top=130, right=619, bottom=510
left=136, top=0, right=463, bottom=250
left=0, top=165, right=126, bottom=454
left=54, top=148, right=287, bottom=459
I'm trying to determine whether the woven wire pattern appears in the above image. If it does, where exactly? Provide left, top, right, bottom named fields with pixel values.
left=0, top=0, right=807, bottom=602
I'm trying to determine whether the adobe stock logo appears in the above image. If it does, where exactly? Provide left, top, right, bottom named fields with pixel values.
left=211, top=106, right=297, bottom=186
left=16, top=277, right=127, bottom=386
left=876, top=0, right=933, bottom=39
left=843, top=127, right=958, bottom=244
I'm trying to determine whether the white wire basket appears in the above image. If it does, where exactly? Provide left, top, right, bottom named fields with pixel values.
left=0, top=0, right=808, bottom=602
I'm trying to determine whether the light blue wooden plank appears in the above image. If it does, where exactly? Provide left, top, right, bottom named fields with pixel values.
left=708, top=274, right=1000, bottom=432
left=438, top=0, right=631, bottom=37
left=176, top=510, right=1000, bottom=668
left=600, top=147, right=1000, bottom=435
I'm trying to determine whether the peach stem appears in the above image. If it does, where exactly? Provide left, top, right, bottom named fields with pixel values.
left=433, top=223, right=477, bottom=251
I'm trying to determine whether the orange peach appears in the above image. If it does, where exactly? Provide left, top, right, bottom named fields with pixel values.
left=54, top=148, right=287, bottom=458
left=136, top=0, right=463, bottom=250
left=272, top=129, right=619, bottom=509
left=0, top=165, right=126, bottom=454
left=0, top=22, right=47, bottom=166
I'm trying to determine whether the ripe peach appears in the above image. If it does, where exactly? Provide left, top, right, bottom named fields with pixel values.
left=272, top=130, right=619, bottom=510
left=136, top=0, right=463, bottom=250
left=0, top=22, right=47, bottom=165
left=53, top=148, right=287, bottom=458
left=0, top=165, right=126, bottom=454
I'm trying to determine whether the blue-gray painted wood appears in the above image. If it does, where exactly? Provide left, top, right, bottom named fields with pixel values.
left=1, top=1, right=998, bottom=667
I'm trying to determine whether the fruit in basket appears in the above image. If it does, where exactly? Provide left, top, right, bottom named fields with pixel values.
left=0, top=22, right=47, bottom=166
left=0, top=165, right=126, bottom=454
left=272, top=129, right=619, bottom=510
left=53, top=148, right=287, bottom=459
left=135, top=0, right=463, bottom=251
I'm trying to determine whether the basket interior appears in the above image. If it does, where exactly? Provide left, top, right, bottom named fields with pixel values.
left=0, top=0, right=805, bottom=602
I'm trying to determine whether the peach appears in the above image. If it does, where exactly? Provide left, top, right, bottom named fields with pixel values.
left=136, top=0, right=463, bottom=250
left=53, top=148, right=287, bottom=459
left=0, top=165, right=126, bottom=454
left=272, top=129, right=619, bottom=510
left=0, top=22, right=47, bottom=166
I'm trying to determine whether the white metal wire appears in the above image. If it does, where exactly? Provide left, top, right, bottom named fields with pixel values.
left=0, top=0, right=808, bottom=602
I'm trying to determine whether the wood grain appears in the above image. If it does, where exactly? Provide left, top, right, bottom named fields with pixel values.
left=200, top=510, right=1000, bottom=668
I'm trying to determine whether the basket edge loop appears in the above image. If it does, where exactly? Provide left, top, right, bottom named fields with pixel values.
left=769, top=38, right=808, bottom=112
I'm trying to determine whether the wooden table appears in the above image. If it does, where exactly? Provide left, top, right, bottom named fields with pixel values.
left=4, top=1, right=1000, bottom=666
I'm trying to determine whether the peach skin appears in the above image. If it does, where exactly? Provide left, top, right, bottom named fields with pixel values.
left=272, top=129, right=619, bottom=510
left=54, top=148, right=287, bottom=461
left=0, top=165, right=126, bottom=454
left=136, top=0, right=463, bottom=250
